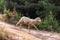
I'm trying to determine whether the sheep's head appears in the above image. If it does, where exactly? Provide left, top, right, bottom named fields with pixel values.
left=35, top=17, right=41, bottom=22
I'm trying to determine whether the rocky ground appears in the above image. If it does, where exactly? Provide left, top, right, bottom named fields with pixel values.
left=0, top=21, right=60, bottom=40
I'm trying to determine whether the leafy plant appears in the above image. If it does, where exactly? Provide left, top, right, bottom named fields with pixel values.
left=0, top=0, right=7, bottom=11
left=6, top=7, right=23, bottom=24
left=36, top=11, right=59, bottom=32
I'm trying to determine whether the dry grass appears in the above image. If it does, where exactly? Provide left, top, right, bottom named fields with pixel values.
left=0, top=26, right=9, bottom=40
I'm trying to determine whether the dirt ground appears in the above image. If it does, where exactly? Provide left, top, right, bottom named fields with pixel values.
left=0, top=21, right=60, bottom=40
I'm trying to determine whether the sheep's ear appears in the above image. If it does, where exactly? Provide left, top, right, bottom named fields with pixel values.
left=37, top=17, right=40, bottom=18
left=36, top=17, right=41, bottom=20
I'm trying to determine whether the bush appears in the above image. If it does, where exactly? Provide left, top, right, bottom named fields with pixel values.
left=1, top=7, right=23, bottom=24
left=36, top=11, right=60, bottom=32
left=6, top=7, right=23, bottom=24
left=36, top=22, right=46, bottom=30
left=0, top=0, right=7, bottom=11
left=8, top=12, right=23, bottom=24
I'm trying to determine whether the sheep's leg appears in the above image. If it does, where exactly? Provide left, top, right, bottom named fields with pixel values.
left=16, top=21, right=19, bottom=26
left=20, top=24, right=22, bottom=30
left=28, top=25, right=30, bottom=32
left=33, top=25, right=39, bottom=31
left=16, top=19, right=22, bottom=26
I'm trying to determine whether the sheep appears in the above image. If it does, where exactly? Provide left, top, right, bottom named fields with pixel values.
left=16, top=16, right=41, bottom=32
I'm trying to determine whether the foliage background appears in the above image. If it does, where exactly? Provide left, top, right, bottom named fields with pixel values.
left=0, top=0, right=60, bottom=32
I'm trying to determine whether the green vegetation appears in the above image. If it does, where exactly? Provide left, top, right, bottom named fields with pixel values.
left=0, top=0, right=7, bottom=11
left=0, top=0, right=60, bottom=32
left=36, top=11, right=60, bottom=32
